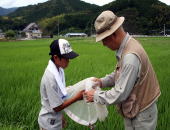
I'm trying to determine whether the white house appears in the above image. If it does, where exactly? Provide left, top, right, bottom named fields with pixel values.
left=23, top=23, right=42, bottom=39
left=0, top=29, right=5, bottom=39
left=64, top=33, right=87, bottom=37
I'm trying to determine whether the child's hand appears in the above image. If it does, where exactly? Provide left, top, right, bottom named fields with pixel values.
left=84, top=89, right=95, bottom=102
left=74, top=90, right=85, bottom=101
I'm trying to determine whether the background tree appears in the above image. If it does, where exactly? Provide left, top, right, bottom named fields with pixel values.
left=5, top=30, right=16, bottom=39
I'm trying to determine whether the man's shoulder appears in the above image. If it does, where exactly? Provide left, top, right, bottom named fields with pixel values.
left=129, top=37, right=139, bottom=44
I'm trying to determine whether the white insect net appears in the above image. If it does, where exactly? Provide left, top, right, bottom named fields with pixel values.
left=64, top=77, right=108, bottom=126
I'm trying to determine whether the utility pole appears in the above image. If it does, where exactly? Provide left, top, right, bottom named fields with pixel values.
left=91, top=22, right=93, bottom=37
left=164, top=24, right=166, bottom=36
left=58, top=20, right=59, bottom=37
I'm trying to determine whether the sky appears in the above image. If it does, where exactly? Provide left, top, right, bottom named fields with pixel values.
left=0, top=0, right=170, bottom=8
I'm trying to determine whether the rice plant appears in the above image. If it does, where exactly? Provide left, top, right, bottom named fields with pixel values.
left=0, top=37, right=170, bottom=130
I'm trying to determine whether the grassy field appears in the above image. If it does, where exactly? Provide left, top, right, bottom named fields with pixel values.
left=0, top=37, right=170, bottom=130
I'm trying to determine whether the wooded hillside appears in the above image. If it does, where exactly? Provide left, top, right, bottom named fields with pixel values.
left=0, top=0, right=169, bottom=35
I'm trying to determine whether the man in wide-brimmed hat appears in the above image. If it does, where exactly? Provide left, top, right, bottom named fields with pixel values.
left=85, top=10, right=161, bottom=130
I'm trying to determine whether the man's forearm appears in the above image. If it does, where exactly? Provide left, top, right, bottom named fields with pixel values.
left=100, top=72, right=115, bottom=88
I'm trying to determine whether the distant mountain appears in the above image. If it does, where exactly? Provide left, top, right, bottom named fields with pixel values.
left=1, top=0, right=170, bottom=35
left=0, top=7, right=18, bottom=16
left=9, top=0, right=99, bottom=22
left=102, top=0, right=170, bottom=34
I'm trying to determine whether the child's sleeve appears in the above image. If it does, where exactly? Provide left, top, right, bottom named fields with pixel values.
left=45, top=77, right=64, bottom=109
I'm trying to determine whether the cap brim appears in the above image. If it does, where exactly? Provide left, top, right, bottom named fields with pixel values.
left=62, top=51, right=79, bottom=59
left=96, top=17, right=125, bottom=42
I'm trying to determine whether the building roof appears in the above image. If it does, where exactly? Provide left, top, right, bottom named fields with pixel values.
left=23, top=23, right=40, bottom=32
left=65, top=33, right=87, bottom=36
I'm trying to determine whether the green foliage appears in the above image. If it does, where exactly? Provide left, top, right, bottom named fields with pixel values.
left=103, top=0, right=170, bottom=34
left=20, top=32, right=26, bottom=37
left=39, top=14, right=65, bottom=35
left=9, top=0, right=98, bottom=23
left=117, top=8, right=140, bottom=34
left=5, top=30, right=16, bottom=39
left=61, top=27, right=83, bottom=34
left=0, top=16, right=27, bottom=31
left=0, top=0, right=170, bottom=35
left=38, top=12, right=96, bottom=35
left=150, top=3, right=170, bottom=29
left=0, top=37, right=170, bottom=129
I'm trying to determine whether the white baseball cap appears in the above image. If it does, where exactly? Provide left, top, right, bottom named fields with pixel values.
left=49, top=39, right=79, bottom=59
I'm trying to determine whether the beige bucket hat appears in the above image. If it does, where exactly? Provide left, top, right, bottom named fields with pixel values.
left=95, top=10, right=125, bottom=42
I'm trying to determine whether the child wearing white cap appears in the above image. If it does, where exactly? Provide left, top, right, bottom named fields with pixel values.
left=38, top=39, right=84, bottom=130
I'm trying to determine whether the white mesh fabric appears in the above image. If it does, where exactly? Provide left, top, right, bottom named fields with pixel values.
left=64, top=77, right=108, bottom=126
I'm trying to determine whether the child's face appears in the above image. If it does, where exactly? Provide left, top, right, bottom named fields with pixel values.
left=54, top=55, right=69, bottom=69
left=59, top=58, right=69, bottom=69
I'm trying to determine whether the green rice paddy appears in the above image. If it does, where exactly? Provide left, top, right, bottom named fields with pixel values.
left=0, top=37, right=170, bottom=130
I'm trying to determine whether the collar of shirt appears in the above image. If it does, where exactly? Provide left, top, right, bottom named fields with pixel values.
left=47, top=60, right=67, bottom=97
left=116, top=33, right=130, bottom=61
